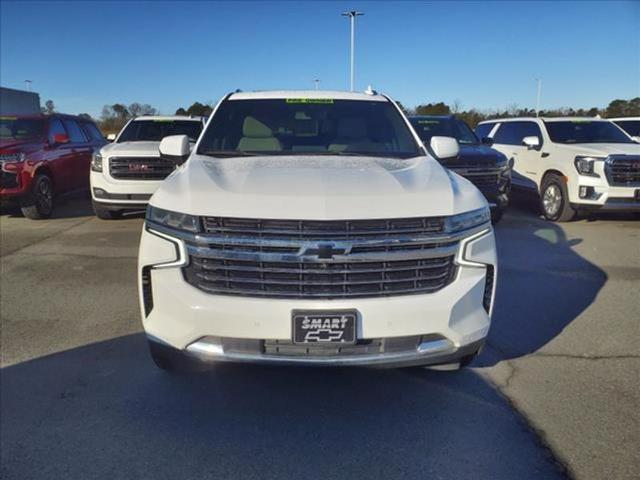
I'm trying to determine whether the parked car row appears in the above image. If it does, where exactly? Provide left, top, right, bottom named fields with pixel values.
left=2, top=108, right=637, bottom=224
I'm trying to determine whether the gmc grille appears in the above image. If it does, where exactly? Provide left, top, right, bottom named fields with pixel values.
left=174, top=215, right=465, bottom=299
left=606, top=155, right=640, bottom=186
left=109, top=156, right=175, bottom=180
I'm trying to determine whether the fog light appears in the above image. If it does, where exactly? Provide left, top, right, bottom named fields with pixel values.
left=579, top=186, right=600, bottom=199
left=93, top=188, right=107, bottom=198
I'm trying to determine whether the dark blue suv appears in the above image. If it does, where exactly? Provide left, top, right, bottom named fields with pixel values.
left=409, top=115, right=511, bottom=223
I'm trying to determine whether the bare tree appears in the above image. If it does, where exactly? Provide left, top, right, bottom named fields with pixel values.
left=42, top=99, right=55, bottom=114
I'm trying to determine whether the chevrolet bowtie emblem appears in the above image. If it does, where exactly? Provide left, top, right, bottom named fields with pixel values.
left=301, top=243, right=351, bottom=259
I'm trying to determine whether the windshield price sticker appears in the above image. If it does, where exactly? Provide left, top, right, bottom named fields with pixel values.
left=286, top=98, right=334, bottom=104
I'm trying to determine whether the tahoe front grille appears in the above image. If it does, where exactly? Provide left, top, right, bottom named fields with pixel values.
left=176, top=215, right=462, bottom=299
left=606, top=155, right=640, bottom=186
left=109, top=156, right=175, bottom=180
left=202, top=216, right=445, bottom=239
left=183, top=255, right=457, bottom=299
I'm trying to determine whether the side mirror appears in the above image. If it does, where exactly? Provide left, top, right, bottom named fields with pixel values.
left=52, top=133, right=70, bottom=145
left=481, top=137, right=493, bottom=146
left=107, top=133, right=117, bottom=142
left=159, top=135, right=190, bottom=165
left=522, top=136, right=541, bottom=150
left=429, top=136, right=460, bottom=159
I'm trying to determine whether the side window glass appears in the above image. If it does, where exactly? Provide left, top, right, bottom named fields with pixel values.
left=48, top=119, right=67, bottom=144
left=520, top=122, right=543, bottom=143
left=493, top=123, right=518, bottom=145
left=82, top=123, right=105, bottom=142
left=62, top=119, right=87, bottom=143
left=475, top=123, right=495, bottom=139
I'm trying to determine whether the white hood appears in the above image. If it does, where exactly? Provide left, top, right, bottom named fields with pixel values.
left=556, top=143, right=640, bottom=157
left=151, top=154, right=487, bottom=219
left=100, top=141, right=161, bottom=157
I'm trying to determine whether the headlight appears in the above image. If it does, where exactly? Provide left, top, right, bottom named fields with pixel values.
left=444, top=207, right=491, bottom=233
left=0, top=152, right=26, bottom=163
left=146, top=206, right=200, bottom=233
left=91, top=153, right=103, bottom=172
left=574, top=156, right=603, bottom=177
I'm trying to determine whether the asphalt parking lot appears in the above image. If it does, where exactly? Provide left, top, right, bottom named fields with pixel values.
left=1, top=194, right=638, bottom=480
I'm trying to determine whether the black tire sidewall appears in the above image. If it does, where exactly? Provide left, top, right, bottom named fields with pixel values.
left=21, top=174, right=54, bottom=219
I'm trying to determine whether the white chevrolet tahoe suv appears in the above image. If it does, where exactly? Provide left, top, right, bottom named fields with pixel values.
left=138, top=90, right=496, bottom=371
left=476, top=117, right=640, bottom=221
left=90, top=115, right=204, bottom=219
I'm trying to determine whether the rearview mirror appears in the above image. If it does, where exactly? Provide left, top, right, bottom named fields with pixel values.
left=522, top=136, right=541, bottom=150
left=429, top=136, right=459, bottom=159
left=107, top=133, right=116, bottom=142
left=159, top=135, right=190, bottom=165
left=52, top=133, right=70, bottom=145
left=481, top=137, right=493, bottom=146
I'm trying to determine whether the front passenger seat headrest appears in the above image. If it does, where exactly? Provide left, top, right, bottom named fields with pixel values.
left=243, top=117, right=273, bottom=138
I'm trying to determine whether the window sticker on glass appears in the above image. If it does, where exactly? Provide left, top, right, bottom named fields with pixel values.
left=418, top=120, right=440, bottom=124
left=0, top=116, right=18, bottom=121
left=285, top=98, right=334, bottom=104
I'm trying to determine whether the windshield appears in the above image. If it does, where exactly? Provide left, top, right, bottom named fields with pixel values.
left=118, top=119, right=203, bottom=143
left=614, top=120, right=640, bottom=137
left=544, top=120, right=633, bottom=144
left=410, top=117, right=478, bottom=145
left=197, top=98, right=421, bottom=158
left=0, top=117, right=45, bottom=141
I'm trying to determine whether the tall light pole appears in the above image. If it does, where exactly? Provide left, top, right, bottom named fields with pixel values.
left=341, top=10, right=364, bottom=92
left=535, top=78, right=542, bottom=116
left=313, top=79, right=320, bottom=90
left=24, top=80, right=32, bottom=92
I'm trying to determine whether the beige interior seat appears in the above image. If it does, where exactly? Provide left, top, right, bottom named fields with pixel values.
left=237, top=117, right=282, bottom=152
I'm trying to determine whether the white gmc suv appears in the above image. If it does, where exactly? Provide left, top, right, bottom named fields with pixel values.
left=138, top=90, right=496, bottom=371
left=90, top=116, right=204, bottom=219
left=477, top=117, right=640, bottom=221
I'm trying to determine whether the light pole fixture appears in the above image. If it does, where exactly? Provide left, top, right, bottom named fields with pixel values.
left=341, top=10, right=364, bottom=92
left=24, top=80, right=32, bottom=92
left=535, top=78, right=542, bottom=116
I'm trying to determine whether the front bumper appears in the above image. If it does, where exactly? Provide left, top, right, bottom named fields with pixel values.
left=90, top=170, right=161, bottom=208
left=138, top=225, right=497, bottom=367
left=152, top=335, right=485, bottom=368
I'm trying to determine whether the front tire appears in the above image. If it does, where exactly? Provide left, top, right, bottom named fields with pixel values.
left=92, top=200, right=122, bottom=220
left=21, top=173, right=54, bottom=219
left=540, top=174, right=576, bottom=222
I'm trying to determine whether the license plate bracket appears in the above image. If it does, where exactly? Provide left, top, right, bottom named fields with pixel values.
left=292, top=310, right=357, bottom=345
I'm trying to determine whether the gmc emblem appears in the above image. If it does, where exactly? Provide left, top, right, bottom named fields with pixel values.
left=128, top=164, right=149, bottom=171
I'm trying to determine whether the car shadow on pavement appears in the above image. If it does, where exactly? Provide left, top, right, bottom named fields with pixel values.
left=0, top=334, right=566, bottom=480
left=477, top=199, right=607, bottom=366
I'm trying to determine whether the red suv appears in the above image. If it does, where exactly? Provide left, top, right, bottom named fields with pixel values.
left=0, top=114, right=107, bottom=219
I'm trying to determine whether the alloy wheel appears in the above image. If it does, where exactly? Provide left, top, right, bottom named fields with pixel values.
left=542, top=183, right=562, bottom=217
